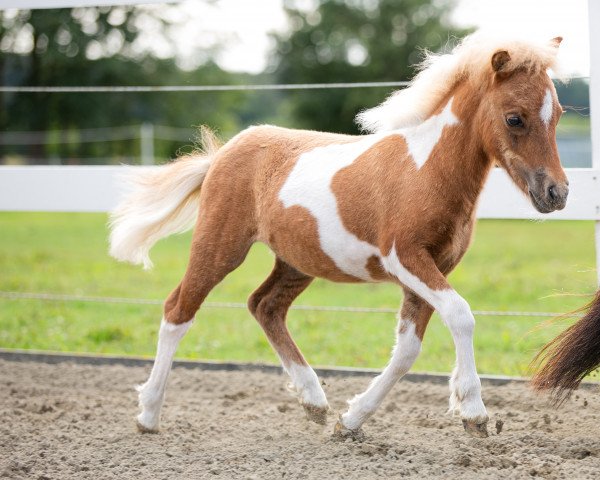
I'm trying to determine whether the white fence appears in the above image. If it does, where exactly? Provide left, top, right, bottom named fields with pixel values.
left=1, top=0, right=599, bottom=285
left=0, top=165, right=599, bottom=220
left=1, top=165, right=600, bottom=288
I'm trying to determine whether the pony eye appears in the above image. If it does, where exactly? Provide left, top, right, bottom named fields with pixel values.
left=506, top=115, right=524, bottom=127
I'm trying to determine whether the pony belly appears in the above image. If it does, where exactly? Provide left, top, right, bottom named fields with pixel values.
left=263, top=223, right=389, bottom=284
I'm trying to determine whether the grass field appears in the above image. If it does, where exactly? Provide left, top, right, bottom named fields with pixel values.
left=0, top=212, right=597, bottom=376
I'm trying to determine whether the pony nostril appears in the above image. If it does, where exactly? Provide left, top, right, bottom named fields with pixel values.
left=548, top=184, right=558, bottom=201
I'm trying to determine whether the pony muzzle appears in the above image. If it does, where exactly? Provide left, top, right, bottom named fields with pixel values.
left=527, top=175, right=569, bottom=213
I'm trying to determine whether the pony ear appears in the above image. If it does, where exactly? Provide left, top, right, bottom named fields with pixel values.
left=491, top=50, right=511, bottom=72
left=550, top=36, right=563, bottom=48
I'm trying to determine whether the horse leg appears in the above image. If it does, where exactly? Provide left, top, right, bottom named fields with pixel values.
left=336, top=290, right=433, bottom=437
left=381, top=249, right=489, bottom=437
left=136, top=220, right=254, bottom=433
left=248, top=258, right=329, bottom=424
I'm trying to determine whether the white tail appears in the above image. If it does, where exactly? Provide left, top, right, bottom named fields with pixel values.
left=109, top=127, right=220, bottom=269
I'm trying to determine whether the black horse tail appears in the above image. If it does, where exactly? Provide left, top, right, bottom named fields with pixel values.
left=531, top=290, right=600, bottom=404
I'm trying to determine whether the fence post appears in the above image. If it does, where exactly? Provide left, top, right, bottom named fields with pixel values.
left=590, top=0, right=600, bottom=285
left=140, top=123, right=154, bottom=165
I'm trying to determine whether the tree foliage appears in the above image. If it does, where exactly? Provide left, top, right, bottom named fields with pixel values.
left=270, top=0, right=470, bottom=133
left=0, top=8, right=252, bottom=164
left=1, top=2, right=588, bottom=165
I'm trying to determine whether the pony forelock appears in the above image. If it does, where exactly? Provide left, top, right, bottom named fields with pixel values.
left=356, top=31, right=564, bottom=133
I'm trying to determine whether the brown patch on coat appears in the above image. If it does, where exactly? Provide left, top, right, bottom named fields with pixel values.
left=163, top=132, right=263, bottom=324
left=331, top=134, right=412, bottom=248
left=251, top=126, right=366, bottom=283
left=248, top=258, right=314, bottom=367
left=400, top=290, right=434, bottom=340
left=266, top=205, right=361, bottom=283
left=365, top=255, right=391, bottom=282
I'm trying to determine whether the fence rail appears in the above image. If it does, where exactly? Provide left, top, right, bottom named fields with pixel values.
left=0, top=81, right=411, bottom=94
left=0, top=291, right=575, bottom=318
left=1, top=165, right=599, bottom=220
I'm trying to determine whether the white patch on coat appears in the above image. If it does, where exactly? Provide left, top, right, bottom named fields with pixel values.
left=341, top=319, right=421, bottom=430
left=401, top=98, right=459, bottom=168
left=279, top=135, right=384, bottom=280
left=279, top=98, right=459, bottom=280
left=540, top=88, right=554, bottom=127
left=285, top=363, right=328, bottom=408
left=136, top=319, right=192, bottom=431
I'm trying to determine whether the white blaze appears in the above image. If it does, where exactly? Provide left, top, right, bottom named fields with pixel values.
left=540, top=89, right=554, bottom=127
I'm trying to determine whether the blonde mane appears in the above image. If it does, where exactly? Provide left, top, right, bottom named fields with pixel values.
left=356, top=32, right=564, bottom=133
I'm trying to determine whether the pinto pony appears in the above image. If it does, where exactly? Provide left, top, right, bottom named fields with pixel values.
left=110, top=33, right=568, bottom=438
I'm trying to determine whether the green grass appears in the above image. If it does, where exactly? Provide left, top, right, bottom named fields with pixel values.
left=0, top=212, right=597, bottom=376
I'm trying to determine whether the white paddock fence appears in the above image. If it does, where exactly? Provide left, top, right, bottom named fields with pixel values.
left=1, top=165, right=600, bottom=285
left=0, top=0, right=599, bottom=289
left=0, top=165, right=598, bottom=221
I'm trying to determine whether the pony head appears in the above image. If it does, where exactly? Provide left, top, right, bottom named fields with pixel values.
left=480, top=36, right=568, bottom=213
left=357, top=33, right=569, bottom=214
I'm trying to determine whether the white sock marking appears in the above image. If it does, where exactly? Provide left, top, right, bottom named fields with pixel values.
left=540, top=88, right=554, bottom=127
left=380, top=245, right=488, bottom=424
left=342, top=319, right=421, bottom=430
left=137, top=319, right=192, bottom=430
left=285, top=362, right=328, bottom=408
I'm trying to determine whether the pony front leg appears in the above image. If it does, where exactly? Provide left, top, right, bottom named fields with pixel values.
left=136, top=318, right=192, bottom=432
left=336, top=292, right=432, bottom=437
left=438, top=292, right=488, bottom=437
left=379, top=249, right=488, bottom=437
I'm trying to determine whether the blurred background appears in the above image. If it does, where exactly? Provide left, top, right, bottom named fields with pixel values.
left=1, top=0, right=596, bottom=375
left=0, top=0, right=591, bottom=166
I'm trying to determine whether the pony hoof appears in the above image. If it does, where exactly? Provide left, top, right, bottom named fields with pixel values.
left=332, top=421, right=365, bottom=442
left=462, top=419, right=488, bottom=438
left=136, top=415, right=159, bottom=434
left=303, top=404, right=329, bottom=425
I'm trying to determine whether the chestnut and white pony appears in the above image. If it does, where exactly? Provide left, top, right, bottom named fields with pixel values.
left=110, top=33, right=568, bottom=438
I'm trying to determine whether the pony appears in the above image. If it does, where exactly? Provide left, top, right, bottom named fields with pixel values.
left=109, top=32, right=568, bottom=439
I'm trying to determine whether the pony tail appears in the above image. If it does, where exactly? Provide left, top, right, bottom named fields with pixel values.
left=109, top=127, right=220, bottom=269
left=531, top=290, right=600, bottom=403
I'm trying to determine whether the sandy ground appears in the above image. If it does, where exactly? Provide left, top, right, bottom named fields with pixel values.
left=1, top=358, right=600, bottom=479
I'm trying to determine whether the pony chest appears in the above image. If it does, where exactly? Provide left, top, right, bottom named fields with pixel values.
left=430, top=216, right=476, bottom=272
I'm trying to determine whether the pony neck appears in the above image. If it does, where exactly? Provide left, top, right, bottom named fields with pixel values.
left=424, top=84, right=494, bottom=211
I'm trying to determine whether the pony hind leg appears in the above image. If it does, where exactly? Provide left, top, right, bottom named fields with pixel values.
left=136, top=218, right=254, bottom=433
left=335, top=290, right=432, bottom=437
left=248, top=258, right=329, bottom=424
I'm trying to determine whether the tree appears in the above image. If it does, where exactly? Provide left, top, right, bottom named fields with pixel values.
left=0, top=7, right=249, bottom=164
left=270, top=0, right=471, bottom=134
